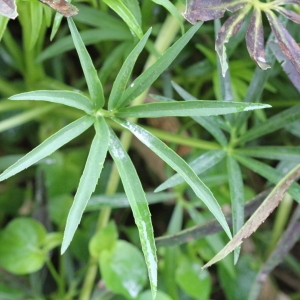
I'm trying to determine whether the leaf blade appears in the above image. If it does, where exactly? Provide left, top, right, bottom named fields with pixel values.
left=108, top=129, right=157, bottom=299
left=0, top=116, right=95, bottom=182
left=108, top=28, right=152, bottom=110
left=114, top=118, right=232, bottom=240
left=10, top=90, right=93, bottom=114
left=102, top=0, right=143, bottom=38
left=61, top=117, right=109, bottom=253
left=118, top=22, right=203, bottom=108
left=203, top=162, right=300, bottom=269
left=156, top=149, right=226, bottom=191
left=67, top=18, right=105, bottom=109
left=115, top=100, right=271, bottom=118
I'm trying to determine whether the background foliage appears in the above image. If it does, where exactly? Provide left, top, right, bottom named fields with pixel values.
left=0, top=0, right=300, bottom=299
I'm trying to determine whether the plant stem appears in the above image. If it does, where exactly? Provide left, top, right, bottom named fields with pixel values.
left=46, top=258, right=64, bottom=297
left=79, top=3, right=185, bottom=299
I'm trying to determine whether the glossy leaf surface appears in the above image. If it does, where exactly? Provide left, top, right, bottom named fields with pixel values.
left=115, top=100, right=271, bottom=118
left=108, top=129, right=157, bottom=299
left=62, top=117, right=109, bottom=253
left=10, top=90, right=93, bottom=114
left=115, top=118, right=232, bottom=240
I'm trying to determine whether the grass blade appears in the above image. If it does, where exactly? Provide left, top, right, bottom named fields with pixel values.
left=108, top=128, right=157, bottom=299
left=235, top=146, right=300, bottom=161
left=114, top=118, right=232, bottom=240
left=115, top=100, right=271, bottom=118
left=68, top=18, right=104, bottom=109
left=203, top=163, right=300, bottom=269
left=118, top=22, right=203, bottom=108
left=233, top=154, right=300, bottom=203
left=61, top=117, right=109, bottom=253
left=156, top=149, right=226, bottom=191
left=108, top=28, right=152, bottom=110
left=227, top=156, right=244, bottom=264
left=236, top=105, right=300, bottom=145
left=10, top=90, right=93, bottom=114
left=102, top=0, right=143, bottom=38
left=0, top=115, right=95, bottom=182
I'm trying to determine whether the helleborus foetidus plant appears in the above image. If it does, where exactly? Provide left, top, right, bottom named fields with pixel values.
left=183, top=0, right=300, bottom=76
left=0, top=18, right=271, bottom=299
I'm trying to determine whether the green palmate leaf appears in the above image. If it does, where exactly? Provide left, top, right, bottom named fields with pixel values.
left=61, top=117, right=109, bottom=254
left=216, top=5, right=251, bottom=76
left=226, top=156, right=244, bottom=264
left=108, top=28, right=152, bottom=110
left=115, top=100, right=271, bottom=118
left=266, top=10, right=300, bottom=74
left=156, top=149, right=226, bottom=191
left=102, top=0, right=143, bottom=38
left=203, top=163, right=300, bottom=269
left=67, top=18, right=104, bottom=109
left=118, top=22, right=203, bottom=108
left=114, top=118, right=232, bottom=240
left=108, top=129, right=157, bottom=299
left=236, top=105, right=300, bottom=145
left=86, top=192, right=175, bottom=210
left=246, top=7, right=270, bottom=70
left=235, top=146, right=300, bottom=160
left=10, top=91, right=93, bottom=114
left=183, top=0, right=248, bottom=23
left=0, top=116, right=95, bottom=182
left=233, top=154, right=300, bottom=203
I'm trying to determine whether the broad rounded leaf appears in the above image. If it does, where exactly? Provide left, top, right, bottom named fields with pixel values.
left=99, top=240, right=147, bottom=299
left=0, top=218, right=47, bottom=274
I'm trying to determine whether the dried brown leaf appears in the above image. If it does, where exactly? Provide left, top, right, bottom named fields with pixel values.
left=183, top=0, right=248, bottom=24
left=38, top=0, right=78, bottom=17
left=202, top=162, right=300, bottom=269
left=266, top=10, right=300, bottom=74
left=246, top=8, right=270, bottom=70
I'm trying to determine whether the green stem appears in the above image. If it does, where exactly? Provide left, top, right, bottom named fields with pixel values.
left=79, top=3, right=185, bottom=299
left=46, top=258, right=64, bottom=296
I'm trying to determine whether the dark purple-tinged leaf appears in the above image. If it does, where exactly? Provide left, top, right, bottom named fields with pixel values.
left=0, top=0, right=18, bottom=19
left=246, top=8, right=270, bottom=70
left=270, top=41, right=300, bottom=92
left=274, top=0, right=300, bottom=5
left=216, top=5, right=251, bottom=76
left=274, top=7, right=300, bottom=24
left=39, top=0, right=78, bottom=17
left=183, top=0, right=248, bottom=24
left=266, top=10, right=300, bottom=74
left=203, top=162, right=300, bottom=269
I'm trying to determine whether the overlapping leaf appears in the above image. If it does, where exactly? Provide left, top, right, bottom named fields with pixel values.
left=183, top=0, right=300, bottom=76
